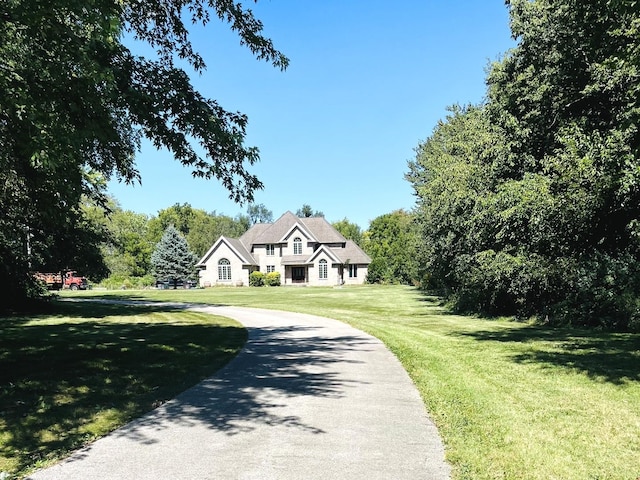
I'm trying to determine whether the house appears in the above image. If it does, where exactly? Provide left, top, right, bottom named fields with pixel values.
left=196, top=211, right=371, bottom=287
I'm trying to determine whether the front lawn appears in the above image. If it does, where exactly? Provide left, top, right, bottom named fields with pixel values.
left=0, top=301, right=246, bottom=478
left=65, top=285, right=640, bottom=480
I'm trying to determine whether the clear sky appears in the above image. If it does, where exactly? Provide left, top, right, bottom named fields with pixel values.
left=107, top=1, right=515, bottom=229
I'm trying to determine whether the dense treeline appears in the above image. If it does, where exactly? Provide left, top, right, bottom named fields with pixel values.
left=406, top=0, right=640, bottom=331
left=90, top=202, right=255, bottom=288
left=80, top=202, right=416, bottom=289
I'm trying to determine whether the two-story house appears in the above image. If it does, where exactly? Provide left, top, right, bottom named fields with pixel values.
left=196, top=211, right=371, bottom=286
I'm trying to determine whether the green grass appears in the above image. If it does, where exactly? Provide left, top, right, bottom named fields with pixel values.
left=63, top=285, right=640, bottom=480
left=0, top=301, right=246, bottom=478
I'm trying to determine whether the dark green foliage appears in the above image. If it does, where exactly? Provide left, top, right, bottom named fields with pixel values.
left=148, top=203, right=250, bottom=258
left=363, top=210, right=419, bottom=285
left=249, top=271, right=265, bottom=287
left=150, top=226, right=198, bottom=288
left=95, top=202, right=252, bottom=287
left=332, top=218, right=363, bottom=245
left=407, top=1, right=640, bottom=330
left=0, top=0, right=285, bottom=307
left=247, top=203, right=273, bottom=225
left=296, top=204, right=324, bottom=218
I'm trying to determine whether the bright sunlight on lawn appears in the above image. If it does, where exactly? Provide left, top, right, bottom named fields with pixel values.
left=63, top=285, right=640, bottom=480
left=0, top=301, right=246, bottom=478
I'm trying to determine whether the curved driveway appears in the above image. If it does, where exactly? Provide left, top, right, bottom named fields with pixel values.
left=29, top=304, right=450, bottom=480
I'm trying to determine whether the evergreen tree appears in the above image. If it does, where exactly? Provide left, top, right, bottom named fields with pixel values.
left=151, top=226, right=198, bottom=289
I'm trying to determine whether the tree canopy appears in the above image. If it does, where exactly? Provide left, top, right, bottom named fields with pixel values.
left=247, top=203, right=274, bottom=225
left=362, top=210, right=419, bottom=285
left=332, top=218, right=363, bottom=245
left=407, top=0, right=640, bottom=330
left=0, top=0, right=286, bottom=307
left=296, top=204, right=324, bottom=218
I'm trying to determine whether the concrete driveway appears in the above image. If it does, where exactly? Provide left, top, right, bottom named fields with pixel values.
left=28, top=304, right=450, bottom=479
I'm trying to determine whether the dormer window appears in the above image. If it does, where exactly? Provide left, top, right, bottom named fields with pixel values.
left=266, top=244, right=275, bottom=256
left=293, top=237, right=302, bottom=255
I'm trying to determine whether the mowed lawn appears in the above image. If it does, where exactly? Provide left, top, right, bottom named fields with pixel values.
left=65, top=285, right=640, bottom=480
left=0, top=286, right=640, bottom=480
left=0, top=301, right=246, bottom=478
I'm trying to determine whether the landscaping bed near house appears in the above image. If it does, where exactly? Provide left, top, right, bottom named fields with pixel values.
left=62, top=285, right=640, bottom=480
left=0, top=301, right=246, bottom=478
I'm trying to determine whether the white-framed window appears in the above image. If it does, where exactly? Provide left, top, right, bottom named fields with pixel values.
left=266, top=244, right=275, bottom=256
left=293, top=237, right=302, bottom=255
left=267, top=265, right=275, bottom=273
left=349, top=264, right=358, bottom=278
left=319, top=259, right=328, bottom=279
left=218, top=258, right=231, bottom=281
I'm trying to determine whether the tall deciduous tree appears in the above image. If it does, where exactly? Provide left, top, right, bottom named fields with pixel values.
left=362, top=210, right=419, bottom=285
left=247, top=203, right=273, bottom=225
left=332, top=218, right=363, bottom=245
left=151, top=226, right=198, bottom=289
left=296, top=205, right=324, bottom=218
left=407, top=0, right=640, bottom=330
left=101, top=205, right=154, bottom=278
left=147, top=203, right=250, bottom=258
left=0, top=0, right=287, bottom=307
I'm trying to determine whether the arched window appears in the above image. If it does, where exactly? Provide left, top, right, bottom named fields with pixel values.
left=218, top=258, right=231, bottom=281
left=319, top=259, right=328, bottom=279
left=293, top=237, right=302, bottom=255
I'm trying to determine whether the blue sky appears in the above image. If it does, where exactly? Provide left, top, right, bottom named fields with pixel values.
left=108, top=1, right=515, bottom=229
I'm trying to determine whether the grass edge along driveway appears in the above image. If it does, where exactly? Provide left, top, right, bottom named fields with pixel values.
left=0, top=301, right=247, bottom=478
left=64, top=285, right=640, bottom=480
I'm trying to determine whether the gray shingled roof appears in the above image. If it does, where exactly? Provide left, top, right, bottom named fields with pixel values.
left=196, top=236, right=257, bottom=267
left=251, top=211, right=301, bottom=244
left=239, top=223, right=271, bottom=249
left=330, top=240, right=372, bottom=264
left=280, top=255, right=311, bottom=265
left=223, top=212, right=369, bottom=266
left=226, top=237, right=257, bottom=264
left=247, top=211, right=347, bottom=245
left=300, top=216, right=347, bottom=243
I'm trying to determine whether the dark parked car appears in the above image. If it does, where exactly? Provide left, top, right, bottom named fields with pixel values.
left=155, top=279, right=197, bottom=289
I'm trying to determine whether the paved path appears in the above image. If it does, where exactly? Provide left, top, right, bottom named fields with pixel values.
left=28, top=304, right=450, bottom=480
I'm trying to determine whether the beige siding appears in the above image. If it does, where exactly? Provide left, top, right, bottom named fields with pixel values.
left=343, top=264, right=368, bottom=285
left=198, top=220, right=370, bottom=287
left=282, top=228, right=314, bottom=257
left=307, top=254, right=341, bottom=287
left=198, top=242, right=250, bottom=287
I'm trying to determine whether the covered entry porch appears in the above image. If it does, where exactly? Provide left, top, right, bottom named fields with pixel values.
left=282, top=257, right=309, bottom=285
left=284, top=265, right=308, bottom=285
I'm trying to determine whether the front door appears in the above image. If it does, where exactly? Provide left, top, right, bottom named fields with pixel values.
left=292, top=267, right=306, bottom=283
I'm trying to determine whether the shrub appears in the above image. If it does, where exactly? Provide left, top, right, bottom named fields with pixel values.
left=249, top=271, right=265, bottom=287
left=99, top=275, right=156, bottom=290
left=265, top=271, right=281, bottom=286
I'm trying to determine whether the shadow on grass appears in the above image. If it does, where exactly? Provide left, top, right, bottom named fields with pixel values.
left=1, top=302, right=373, bottom=476
left=0, top=302, right=244, bottom=475
left=457, top=325, right=640, bottom=385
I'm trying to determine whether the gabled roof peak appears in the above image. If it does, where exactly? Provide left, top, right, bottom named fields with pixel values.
left=238, top=211, right=348, bottom=247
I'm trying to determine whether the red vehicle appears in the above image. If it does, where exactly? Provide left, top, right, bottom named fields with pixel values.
left=62, top=271, right=88, bottom=290
left=34, top=270, right=88, bottom=290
